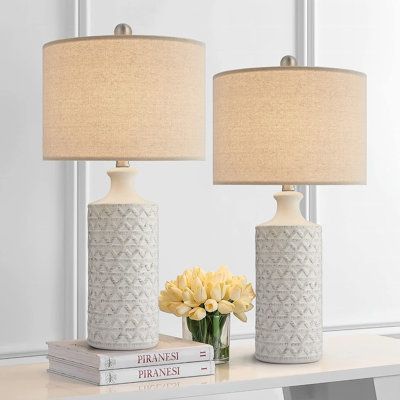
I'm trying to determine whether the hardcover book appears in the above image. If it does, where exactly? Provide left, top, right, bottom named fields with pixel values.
left=47, top=335, right=214, bottom=370
left=48, top=357, right=215, bottom=385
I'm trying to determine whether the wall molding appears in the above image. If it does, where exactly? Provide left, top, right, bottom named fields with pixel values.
left=295, top=0, right=315, bottom=223
left=0, top=346, right=48, bottom=360
left=64, top=161, right=78, bottom=340
left=231, top=322, right=400, bottom=342
left=76, top=0, right=90, bottom=340
left=62, top=0, right=83, bottom=343
left=306, top=0, right=317, bottom=224
left=77, top=161, right=88, bottom=339
left=324, top=322, right=400, bottom=333
left=295, top=0, right=309, bottom=220
left=295, top=0, right=307, bottom=66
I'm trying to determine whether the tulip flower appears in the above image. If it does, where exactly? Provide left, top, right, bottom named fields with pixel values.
left=218, top=300, right=235, bottom=314
left=177, top=274, right=187, bottom=290
left=217, top=265, right=232, bottom=281
left=182, top=288, right=199, bottom=308
left=174, top=302, right=192, bottom=316
left=192, top=277, right=207, bottom=304
left=222, top=284, right=230, bottom=300
left=210, top=284, right=222, bottom=302
left=241, top=283, right=256, bottom=303
left=188, top=307, right=206, bottom=321
left=234, top=312, right=247, bottom=322
left=229, top=285, right=242, bottom=302
left=233, top=299, right=248, bottom=314
left=159, top=299, right=171, bottom=313
left=184, top=269, right=193, bottom=287
left=204, top=299, right=218, bottom=313
left=166, top=301, right=185, bottom=316
left=164, top=282, right=183, bottom=302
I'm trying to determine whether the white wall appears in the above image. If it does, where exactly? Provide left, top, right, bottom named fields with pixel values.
left=0, top=0, right=75, bottom=356
left=86, top=0, right=296, bottom=338
left=315, top=0, right=400, bottom=328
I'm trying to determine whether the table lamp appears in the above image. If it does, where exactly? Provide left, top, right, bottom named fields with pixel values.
left=213, top=55, right=366, bottom=363
left=43, top=24, right=205, bottom=350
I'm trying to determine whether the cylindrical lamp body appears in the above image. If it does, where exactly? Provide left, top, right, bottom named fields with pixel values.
left=87, top=203, right=158, bottom=350
left=255, top=225, right=322, bottom=363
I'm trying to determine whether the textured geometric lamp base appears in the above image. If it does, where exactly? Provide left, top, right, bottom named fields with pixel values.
left=255, top=189, right=322, bottom=364
left=87, top=164, right=159, bottom=350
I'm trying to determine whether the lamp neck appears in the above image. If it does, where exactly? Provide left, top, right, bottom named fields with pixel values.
left=260, top=189, right=314, bottom=226
left=116, top=160, right=130, bottom=168
left=91, top=164, right=149, bottom=205
left=282, top=184, right=295, bottom=192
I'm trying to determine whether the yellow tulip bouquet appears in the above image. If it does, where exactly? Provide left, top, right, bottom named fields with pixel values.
left=159, top=266, right=255, bottom=363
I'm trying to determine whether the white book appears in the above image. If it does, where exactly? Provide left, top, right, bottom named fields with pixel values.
left=47, top=335, right=214, bottom=370
left=48, top=357, right=215, bottom=386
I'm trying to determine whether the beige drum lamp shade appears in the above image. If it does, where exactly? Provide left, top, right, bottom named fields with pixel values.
left=43, top=35, right=205, bottom=160
left=213, top=67, right=366, bottom=184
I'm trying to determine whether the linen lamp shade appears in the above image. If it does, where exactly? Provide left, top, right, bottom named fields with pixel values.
left=43, top=35, right=205, bottom=160
left=213, top=67, right=366, bottom=185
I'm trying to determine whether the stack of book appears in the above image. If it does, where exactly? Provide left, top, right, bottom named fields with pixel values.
left=47, top=335, right=215, bottom=386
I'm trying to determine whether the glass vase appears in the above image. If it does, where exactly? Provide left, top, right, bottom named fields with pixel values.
left=182, top=312, right=230, bottom=364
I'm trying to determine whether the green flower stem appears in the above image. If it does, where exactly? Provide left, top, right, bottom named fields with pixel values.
left=213, top=313, right=221, bottom=349
left=202, top=317, right=208, bottom=343
left=186, top=311, right=229, bottom=363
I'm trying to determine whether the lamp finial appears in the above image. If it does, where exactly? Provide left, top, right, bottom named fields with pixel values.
left=114, top=23, right=133, bottom=36
left=280, top=55, right=297, bottom=67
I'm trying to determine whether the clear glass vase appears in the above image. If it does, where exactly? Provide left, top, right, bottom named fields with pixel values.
left=182, top=312, right=230, bottom=364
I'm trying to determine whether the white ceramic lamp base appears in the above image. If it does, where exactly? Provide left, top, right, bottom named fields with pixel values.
left=87, top=166, right=159, bottom=350
left=255, top=190, right=322, bottom=363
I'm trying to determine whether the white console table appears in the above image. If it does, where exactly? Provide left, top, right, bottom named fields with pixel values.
left=0, top=334, right=399, bottom=400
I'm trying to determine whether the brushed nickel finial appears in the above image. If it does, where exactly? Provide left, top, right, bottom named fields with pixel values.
left=280, top=55, right=297, bottom=67
left=114, top=23, right=133, bottom=36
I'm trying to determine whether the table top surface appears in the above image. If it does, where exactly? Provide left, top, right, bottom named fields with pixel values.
left=1, top=334, right=400, bottom=400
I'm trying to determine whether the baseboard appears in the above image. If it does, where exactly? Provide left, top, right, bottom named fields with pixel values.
left=324, top=323, right=400, bottom=339
left=0, top=346, right=47, bottom=360
left=231, top=322, right=400, bottom=342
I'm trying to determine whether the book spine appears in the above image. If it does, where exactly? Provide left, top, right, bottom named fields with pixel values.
left=99, top=346, right=214, bottom=370
left=99, top=361, right=215, bottom=385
